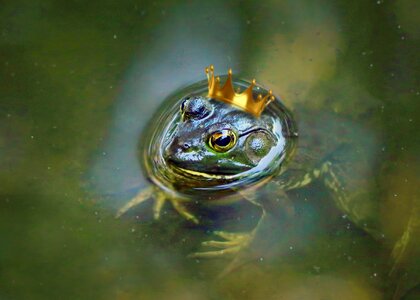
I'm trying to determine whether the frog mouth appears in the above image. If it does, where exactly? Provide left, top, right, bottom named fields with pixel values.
left=169, top=164, right=237, bottom=180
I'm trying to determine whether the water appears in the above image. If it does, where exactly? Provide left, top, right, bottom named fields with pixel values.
left=1, top=1, right=418, bottom=299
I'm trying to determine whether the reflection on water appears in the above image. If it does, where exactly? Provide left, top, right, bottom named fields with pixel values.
left=1, top=0, right=418, bottom=299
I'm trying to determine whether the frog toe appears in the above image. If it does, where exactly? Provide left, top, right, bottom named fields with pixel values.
left=169, top=198, right=199, bottom=224
left=152, top=193, right=166, bottom=220
left=189, top=231, right=254, bottom=258
left=213, top=231, right=252, bottom=242
left=188, top=246, right=241, bottom=258
left=201, top=240, right=241, bottom=248
left=116, top=186, right=154, bottom=218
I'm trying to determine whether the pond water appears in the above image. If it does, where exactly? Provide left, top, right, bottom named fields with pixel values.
left=1, top=1, right=418, bottom=299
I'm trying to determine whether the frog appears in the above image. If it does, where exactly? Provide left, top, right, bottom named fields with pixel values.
left=116, top=67, right=382, bottom=269
left=117, top=70, right=377, bottom=248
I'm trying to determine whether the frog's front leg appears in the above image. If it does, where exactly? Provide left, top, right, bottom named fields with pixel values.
left=189, top=199, right=269, bottom=259
left=116, top=186, right=198, bottom=224
left=190, top=182, right=294, bottom=270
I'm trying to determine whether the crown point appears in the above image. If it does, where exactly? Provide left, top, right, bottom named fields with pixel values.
left=205, top=65, right=273, bottom=118
left=265, top=95, right=275, bottom=108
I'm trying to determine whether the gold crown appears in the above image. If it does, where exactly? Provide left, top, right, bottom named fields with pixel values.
left=205, top=65, right=275, bottom=117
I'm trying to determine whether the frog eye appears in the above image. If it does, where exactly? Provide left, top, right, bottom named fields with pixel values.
left=181, top=96, right=211, bottom=121
left=208, top=129, right=237, bottom=152
left=180, top=97, right=190, bottom=113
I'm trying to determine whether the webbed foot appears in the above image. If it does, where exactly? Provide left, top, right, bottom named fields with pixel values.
left=116, top=186, right=198, bottom=224
left=189, top=230, right=254, bottom=258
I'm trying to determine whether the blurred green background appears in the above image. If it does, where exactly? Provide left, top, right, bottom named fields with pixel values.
left=0, top=0, right=418, bottom=299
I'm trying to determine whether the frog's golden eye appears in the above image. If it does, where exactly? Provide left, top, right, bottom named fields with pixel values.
left=208, top=129, right=237, bottom=152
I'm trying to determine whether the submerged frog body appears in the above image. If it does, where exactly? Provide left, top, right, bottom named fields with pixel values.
left=117, top=74, right=381, bottom=271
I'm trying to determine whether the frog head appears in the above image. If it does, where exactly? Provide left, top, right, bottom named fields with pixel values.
left=163, top=96, right=279, bottom=179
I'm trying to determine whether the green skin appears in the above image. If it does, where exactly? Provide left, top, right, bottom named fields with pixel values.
left=118, top=93, right=382, bottom=268
left=164, top=96, right=279, bottom=180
